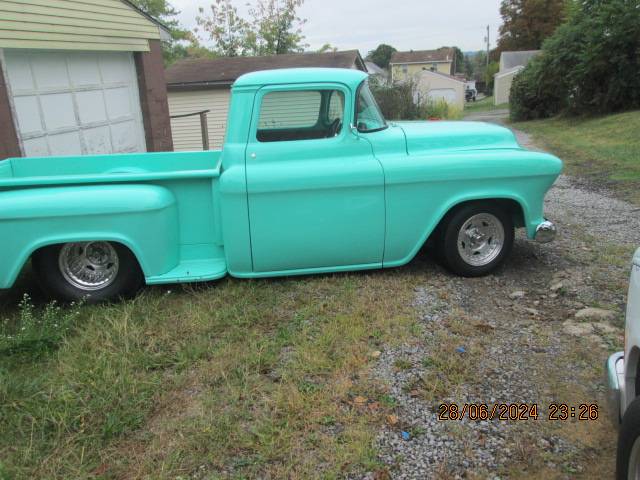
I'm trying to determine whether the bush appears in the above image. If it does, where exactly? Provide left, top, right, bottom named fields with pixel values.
left=511, top=0, right=640, bottom=120
left=0, top=295, right=82, bottom=356
left=371, top=82, right=462, bottom=121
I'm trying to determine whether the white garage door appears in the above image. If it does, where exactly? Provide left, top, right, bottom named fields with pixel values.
left=427, top=88, right=457, bottom=104
left=3, top=50, right=146, bottom=157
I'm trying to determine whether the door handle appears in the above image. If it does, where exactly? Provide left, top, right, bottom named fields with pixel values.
left=250, top=153, right=257, bottom=159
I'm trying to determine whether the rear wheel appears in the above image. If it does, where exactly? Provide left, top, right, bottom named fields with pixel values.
left=33, top=241, right=143, bottom=303
left=436, top=202, right=514, bottom=277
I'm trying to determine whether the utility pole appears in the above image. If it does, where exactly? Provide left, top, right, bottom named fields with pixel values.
left=485, top=25, right=490, bottom=68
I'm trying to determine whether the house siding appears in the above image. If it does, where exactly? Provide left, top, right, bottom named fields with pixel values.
left=414, top=70, right=465, bottom=110
left=494, top=68, right=523, bottom=105
left=168, top=89, right=231, bottom=151
left=0, top=0, right=161, bottom=52
left=391, top=62, right=453, bottom=82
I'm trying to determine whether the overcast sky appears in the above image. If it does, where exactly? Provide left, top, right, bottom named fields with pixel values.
left=170, top=0, right=503, bottom=54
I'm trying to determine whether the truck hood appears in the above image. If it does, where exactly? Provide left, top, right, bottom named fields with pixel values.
left=394, top=121, right=520, bottom=154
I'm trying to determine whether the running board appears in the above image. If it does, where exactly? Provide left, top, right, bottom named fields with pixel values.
left=145, top=258, right=227, bottom=284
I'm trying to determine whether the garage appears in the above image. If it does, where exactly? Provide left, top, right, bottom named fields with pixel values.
left=4, top=50, right=145, bottom=156
left=414, top=69, right=465, bottom=110
left=427, top=88, right=457, bottom=104
left=0, top=0, right=174, bottom=160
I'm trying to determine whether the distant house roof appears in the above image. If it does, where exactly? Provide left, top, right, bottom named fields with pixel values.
left=364, top=61, right=388, bottom=78
left=417, top=69, right=466, bottom=84
left=165, top=50, right=367, bottom=90
left=389, top=48, right=454, bottom=65
left=499, top=50, right=541, bottom=71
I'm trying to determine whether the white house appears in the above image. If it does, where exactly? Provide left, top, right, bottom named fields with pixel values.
left=494, top=50, right=541, bottom=105
left=413, top=69, right=466, bottom=111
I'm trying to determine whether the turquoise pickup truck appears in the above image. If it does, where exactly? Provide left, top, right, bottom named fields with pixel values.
left=0, top=68, right=562, bottom=302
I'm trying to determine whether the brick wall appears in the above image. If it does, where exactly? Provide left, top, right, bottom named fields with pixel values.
left=0, top=57, right=21, bottom=160
left=135, top=40, right=174, bottom=152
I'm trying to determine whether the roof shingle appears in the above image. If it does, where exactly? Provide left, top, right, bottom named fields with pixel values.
left=390, top=48, right=454, bottom=65
left=165, top=50, right=366, bottom=89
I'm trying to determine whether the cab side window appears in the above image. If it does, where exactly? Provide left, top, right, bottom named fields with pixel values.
left=257, top=89, right=345, bottom=143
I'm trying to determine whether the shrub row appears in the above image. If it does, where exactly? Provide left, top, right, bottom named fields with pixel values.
left=511, top=0, right=640, bottom=121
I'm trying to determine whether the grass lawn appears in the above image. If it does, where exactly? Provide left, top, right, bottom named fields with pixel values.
left=0, top=267, right=424, bottom=479
left=514, top=110, right=640, bottom=205
left=463, top=96, right=507, bottom=114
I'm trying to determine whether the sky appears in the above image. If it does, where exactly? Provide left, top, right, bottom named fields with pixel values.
left=170, top=0, right=503, bottom=55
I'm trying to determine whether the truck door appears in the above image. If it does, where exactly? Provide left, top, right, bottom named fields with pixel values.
left=245, top=83, right=385, bottom=273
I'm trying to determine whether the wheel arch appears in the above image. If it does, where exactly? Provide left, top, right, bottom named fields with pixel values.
left=24, top=235, right=147, bottom=282
left=0, top=184, right=180, bottom=290
left=384, top=194, right=530, bottom=268
left=432, top=197, right=526, bottom=237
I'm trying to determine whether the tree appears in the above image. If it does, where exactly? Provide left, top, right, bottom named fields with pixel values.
left=247, top=0, right=308, bottom=55
left=196, top=0, right=250, bottom=57
left=366, top=44, right=397, bottom=70
left=127, top=0, right=191, bottom=64
left=196, top=0, right=308, bottom=57
left=497, top=0, right=568, bottom=52
left=317, top=43, right=338, bottom=53
left=446, top=46, right=464, bottom=74
left=510, top=0, right=640, bottom=120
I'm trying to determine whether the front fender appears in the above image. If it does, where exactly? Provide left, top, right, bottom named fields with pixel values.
left=381, top=149, right=561, bottom=267
left=0, top=184, right=179, bottom=289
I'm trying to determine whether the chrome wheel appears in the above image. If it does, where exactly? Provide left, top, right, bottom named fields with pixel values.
left=58, top=242, right=119, bottom=291
left=629, top=436, right=640, bottom=480
left=456, top=213, right=505, bottom=267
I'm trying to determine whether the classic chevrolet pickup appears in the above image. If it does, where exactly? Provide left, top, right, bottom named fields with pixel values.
left=0, top=68, right=562, bottom=302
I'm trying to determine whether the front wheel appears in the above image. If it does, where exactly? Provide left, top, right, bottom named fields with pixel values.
left=436, top=202, right=514, bottom=277
left=33, top=241, right=143, bottom=303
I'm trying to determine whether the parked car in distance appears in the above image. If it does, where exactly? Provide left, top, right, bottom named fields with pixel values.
left=465, top=87, right=477, bottom=102
left=0, top=68, right=562, bottom=302
left=607, top=247, right=640, bottom=479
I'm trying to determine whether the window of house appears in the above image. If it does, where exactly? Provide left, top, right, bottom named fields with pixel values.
left=257, top=89, right=345, bottom=142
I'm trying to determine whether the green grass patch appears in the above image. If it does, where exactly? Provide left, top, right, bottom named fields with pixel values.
left=463, top=96, right=506, bottom=114
left=0, top=270, right=421, bottom=479
left=513, top=110, right=640, bottom=205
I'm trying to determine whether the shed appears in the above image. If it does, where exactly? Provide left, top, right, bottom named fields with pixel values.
left=0, top=0, right=173, bottom=160
left=165, top=50, right=367, bottom=151
left=413, top=69, right=465, bottom=111
left=494, top=50, right=541, bottom=105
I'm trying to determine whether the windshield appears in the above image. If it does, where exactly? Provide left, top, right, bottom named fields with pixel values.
left=355, top=81, right=387, bottom=133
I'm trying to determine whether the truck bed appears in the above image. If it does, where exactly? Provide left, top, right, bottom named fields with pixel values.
left=0, top=149, right=227, bottom=289
left=0, top=150, right=222, bottom=188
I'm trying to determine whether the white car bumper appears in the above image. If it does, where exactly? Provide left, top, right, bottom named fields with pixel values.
left=606, top=351, right=625, bottom=426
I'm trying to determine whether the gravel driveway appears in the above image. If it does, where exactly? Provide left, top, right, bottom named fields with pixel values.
left=361, top=114, right=636, bottom=479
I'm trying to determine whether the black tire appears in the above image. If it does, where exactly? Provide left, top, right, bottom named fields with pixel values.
left=435, top=202, right=514, bottom=277
left=617, top=397, right=640, bottom=480
left=32, top=242, right=143, bottom=303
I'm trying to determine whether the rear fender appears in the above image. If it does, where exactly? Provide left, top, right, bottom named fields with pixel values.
left=0, top=184, right=179, bottom=289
